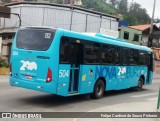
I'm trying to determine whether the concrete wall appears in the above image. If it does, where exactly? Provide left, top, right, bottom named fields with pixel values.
left=1, top=39, right=12, bottom=61
left=155, top=61, right=160, bottom=74
left=119, top=27, right=142, bottom=45
left=141, top=35, right=148, bottom=46
left=152, top=48, right=160, bottom=61
left=0, top=3, right=119, bottom=33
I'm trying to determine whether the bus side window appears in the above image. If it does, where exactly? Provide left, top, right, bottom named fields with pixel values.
left=60, top=37, right=70, bottom=63
left=139, top=51, right=147, bottom=65
left=115, top=47, right=120, bottom=65
left=130, top=49, right=139, bottom=65
left=121, top=48, right=130, bottom=65
left=84, top=42, right=101, bottom=64
left=102, top=45, right=115, bottom=64
left=84, top=42, right=94, bottom=64
left=94, top=43, right=101, bottom=63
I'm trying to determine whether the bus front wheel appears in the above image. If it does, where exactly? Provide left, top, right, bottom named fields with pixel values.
left=92, top=79, right=105, bottom=99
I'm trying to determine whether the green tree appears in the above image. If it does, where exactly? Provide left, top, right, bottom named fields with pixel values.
left=49, top=0, right=63, bottom=4
left=24, top=0, right=38, bottom=2
left=81, top=0, right=117, bottom=15
left=127, top=2, right=150, bottom=25
left=118, top=0, right=128, bottom=14
left=108, top=0, right=119, bottom=8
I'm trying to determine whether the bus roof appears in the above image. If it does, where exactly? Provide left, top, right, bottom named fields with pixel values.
left=59, top=28, right=152, bottom=52
left=19, top=26, right=57, bottom=30
left=17, top=27, right=152, bottom=52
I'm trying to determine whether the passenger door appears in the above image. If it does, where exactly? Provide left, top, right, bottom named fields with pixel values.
left=57, top=37, right=83, bottom=96
left=68, top=42, right=83, bottom=94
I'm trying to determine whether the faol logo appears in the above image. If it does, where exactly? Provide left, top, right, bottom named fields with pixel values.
left=118, top=67, right=126, bottom=76
left=20, top=60, right=37, bottom=71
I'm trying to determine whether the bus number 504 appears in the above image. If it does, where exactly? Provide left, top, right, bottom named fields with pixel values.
left=59, top=70, right=69, bottom=78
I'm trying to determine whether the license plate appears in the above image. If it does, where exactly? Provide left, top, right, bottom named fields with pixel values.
left=25, top=75, right=32, bottom=79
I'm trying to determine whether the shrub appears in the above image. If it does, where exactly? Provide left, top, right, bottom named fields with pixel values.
left=0, top=57, right=9, bottom=68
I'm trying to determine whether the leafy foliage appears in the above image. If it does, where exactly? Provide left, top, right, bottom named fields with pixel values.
left=24, top=0, right=38, bottom=1
left=107, top=0, right=151, bottom=25
left=125, top=1, right=150, bottom=25
left=0, top=57, right=9, bottom=68
left=81, top=0, right=117, bottom=15
left=81, top=0, right=151, bottom=25
left=108, top=0, right=119, bottom=8
left=117, top=0, right=128, bottom=14
left=49, top=0, right=63, bottom=4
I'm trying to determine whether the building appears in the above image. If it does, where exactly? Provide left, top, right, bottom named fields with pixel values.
left=152, top=47, right=160, bottom=61
left=0, top=2, right=119, bottom=61
left=119, top=24, right=160, bottom=63
left=119, top=24, right=160, bottom=46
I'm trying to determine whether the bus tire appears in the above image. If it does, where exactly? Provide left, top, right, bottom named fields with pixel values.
left=92, top=79, right=105, bottom=99
left=136, top=77, right=144, bottom=90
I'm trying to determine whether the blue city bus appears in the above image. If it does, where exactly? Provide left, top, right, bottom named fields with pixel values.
left=10, top=27, right=154, bottom=99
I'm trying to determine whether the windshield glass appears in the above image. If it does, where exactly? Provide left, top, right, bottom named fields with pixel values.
left=16, top=28, right=55, bottom=51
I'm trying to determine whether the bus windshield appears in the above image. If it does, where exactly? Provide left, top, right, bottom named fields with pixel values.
left=16, top=28, right=55, bottom=51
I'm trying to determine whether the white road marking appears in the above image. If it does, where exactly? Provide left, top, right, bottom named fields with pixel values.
left=131, top=93, right=158, bottom=98
left=146, top=97, right=158, bottom=101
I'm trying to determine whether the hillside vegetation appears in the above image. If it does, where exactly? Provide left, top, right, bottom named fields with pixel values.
left=81, top=0, right=151, bottom=25
left=2, top=0, right=155, bottom=25
left=81, top=0, right=117, bottom=15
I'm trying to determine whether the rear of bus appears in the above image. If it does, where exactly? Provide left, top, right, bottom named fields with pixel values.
left=10, top=27, right=60, bottom=94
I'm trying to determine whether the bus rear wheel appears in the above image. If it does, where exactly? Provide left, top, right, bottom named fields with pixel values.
left=92, top=79, right=105, bottom=99
left=136, top=77, right=144, bottom=90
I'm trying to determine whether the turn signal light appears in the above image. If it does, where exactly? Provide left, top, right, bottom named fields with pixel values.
left=46, top=68, right=52, bottom=83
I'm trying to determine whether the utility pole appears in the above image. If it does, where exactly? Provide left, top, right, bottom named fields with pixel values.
left=148, top=0, right=156, bottom=47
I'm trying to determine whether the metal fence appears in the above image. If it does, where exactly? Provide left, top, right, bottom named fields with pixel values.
left=0, top=2, right=119, bottom=33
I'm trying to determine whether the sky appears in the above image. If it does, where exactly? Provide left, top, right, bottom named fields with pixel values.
left=128, top=0, right=160, bottom=19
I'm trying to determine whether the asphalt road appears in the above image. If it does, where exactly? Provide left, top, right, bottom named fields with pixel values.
left=0, top=76, right=159, bottom=121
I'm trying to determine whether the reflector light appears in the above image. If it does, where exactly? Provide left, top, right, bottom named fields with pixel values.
left=10, top=64, right=12, bottom=77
